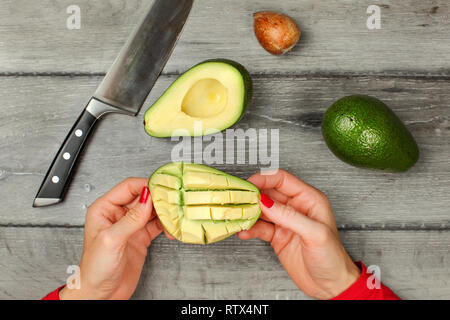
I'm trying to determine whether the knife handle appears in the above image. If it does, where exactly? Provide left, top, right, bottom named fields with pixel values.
left=33, top=106, right=98, bottom=207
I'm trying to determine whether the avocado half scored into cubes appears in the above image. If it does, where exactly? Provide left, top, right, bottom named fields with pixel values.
left=149, top=162, right=261, bottom=244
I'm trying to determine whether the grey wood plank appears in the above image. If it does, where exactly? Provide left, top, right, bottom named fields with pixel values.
left=0, top=0, right=449, bottom=74
left=0, top=227, right=448, bottom=299
left=1, top=75, right=449, bottom=226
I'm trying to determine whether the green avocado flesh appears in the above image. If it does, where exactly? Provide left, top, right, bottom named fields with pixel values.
left=321, top=95, right=419, bottom=172
left=149, top=162, right=261, bottom=244
left=144, top=59, right=252, bottom=137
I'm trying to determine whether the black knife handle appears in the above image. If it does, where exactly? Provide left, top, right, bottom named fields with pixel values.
left=33, top=107, right=98, bottom=207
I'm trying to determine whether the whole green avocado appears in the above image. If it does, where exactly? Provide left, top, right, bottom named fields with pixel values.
left=321, top=95, right=419, bottom=172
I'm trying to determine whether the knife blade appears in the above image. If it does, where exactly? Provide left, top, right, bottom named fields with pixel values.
left=33, top=0, right=193, bottom=207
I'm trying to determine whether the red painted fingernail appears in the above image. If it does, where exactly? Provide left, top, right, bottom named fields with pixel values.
left=139, top=186, right=150, bottom=204
left=260, top=193, right=274, bottom=208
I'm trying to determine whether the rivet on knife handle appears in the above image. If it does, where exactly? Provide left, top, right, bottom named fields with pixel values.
left=33, top=99, right=104, bottom=207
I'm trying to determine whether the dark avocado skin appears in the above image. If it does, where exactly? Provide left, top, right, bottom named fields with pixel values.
left=321, top=95, right=419, bottom=172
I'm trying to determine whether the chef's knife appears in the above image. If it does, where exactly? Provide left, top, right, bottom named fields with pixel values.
left=33, top=0, right=193, bottom=207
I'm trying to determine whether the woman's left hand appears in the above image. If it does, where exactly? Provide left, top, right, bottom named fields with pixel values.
left=59, top=178, right=163, bottom=300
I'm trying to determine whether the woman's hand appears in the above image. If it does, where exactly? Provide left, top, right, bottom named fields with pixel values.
left=238, top=170, right=360, bottom=300
left=59, top=178, right=163, bottom=300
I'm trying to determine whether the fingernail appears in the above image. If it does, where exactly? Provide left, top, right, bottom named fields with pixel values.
left=260, top=193, right=274, bottom=208
left=139, top=186, right=150, bottom=204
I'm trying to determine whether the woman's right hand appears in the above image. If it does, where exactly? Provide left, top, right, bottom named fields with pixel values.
left=238, top=170, right=361, bottom=300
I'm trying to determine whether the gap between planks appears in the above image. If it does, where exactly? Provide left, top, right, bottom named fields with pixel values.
left=0, top=223, right=449, bottom=231
left=0, top=72, right=450, bottom=80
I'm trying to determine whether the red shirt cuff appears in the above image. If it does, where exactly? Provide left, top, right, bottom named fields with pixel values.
left=331, top=261, right=400, bottom=300
left=42, top=285, right=66, bottom=300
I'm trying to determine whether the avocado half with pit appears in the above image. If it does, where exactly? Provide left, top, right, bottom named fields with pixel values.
left=144, top=59, right=252, bottom=137
left=149, top=162, right=261, bottom=244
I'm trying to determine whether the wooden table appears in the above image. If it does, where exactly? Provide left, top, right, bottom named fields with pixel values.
left=0, top=0, right=449, bottom=299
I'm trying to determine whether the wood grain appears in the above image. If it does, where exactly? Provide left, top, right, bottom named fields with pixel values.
left=0, top=0, right=448, bottom=75
left=0, top=227, right=448, bottom=299
left=0, top=75, right=449, bottom=227
left=0, top=0, right=449, bottom=302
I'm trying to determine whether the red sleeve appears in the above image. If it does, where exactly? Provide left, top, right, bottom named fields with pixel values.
left=42, top=285, right=65, bottom=300
left=332, top=261, right=400, bottom=300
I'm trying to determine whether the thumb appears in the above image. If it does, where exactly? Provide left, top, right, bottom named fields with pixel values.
left=260, top=193, right=322, bottom=242
left=108, top=186, right=152, bottom=242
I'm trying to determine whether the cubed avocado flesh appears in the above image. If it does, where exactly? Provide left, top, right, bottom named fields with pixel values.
left=149, top=162, right=261, bottom=244
left=144, top=59, right=252, bottom=137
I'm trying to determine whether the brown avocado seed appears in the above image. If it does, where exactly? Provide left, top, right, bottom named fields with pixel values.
left=253, top=11, right=301, bottom=55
